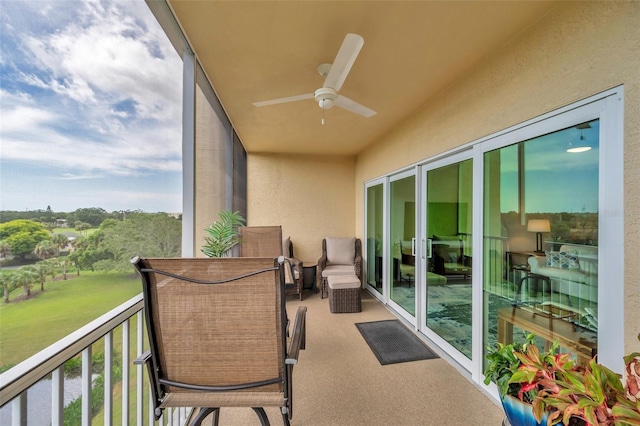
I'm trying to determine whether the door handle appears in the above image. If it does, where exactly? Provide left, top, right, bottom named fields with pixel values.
left=411, top=238, right=416, bottom=256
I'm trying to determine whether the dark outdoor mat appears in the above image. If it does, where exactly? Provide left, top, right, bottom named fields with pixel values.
left=355, top=319, right=439, bottom=365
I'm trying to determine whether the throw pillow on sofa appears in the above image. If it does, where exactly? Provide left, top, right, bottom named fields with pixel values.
left=545, top=251, right=580, bottom=270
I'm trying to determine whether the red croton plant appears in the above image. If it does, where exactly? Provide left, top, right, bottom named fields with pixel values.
left=508, top=342, right=640, bottom=426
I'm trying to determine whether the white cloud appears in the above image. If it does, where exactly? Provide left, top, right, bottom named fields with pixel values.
left=1, top=0, right=182, bottom=177
left=0, top=0, right=183, bottom=212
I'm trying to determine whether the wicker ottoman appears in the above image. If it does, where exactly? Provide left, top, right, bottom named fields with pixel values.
left=327, top=275, right=362, bottom=313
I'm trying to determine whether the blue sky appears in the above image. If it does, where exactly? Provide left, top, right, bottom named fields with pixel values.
left=1, top=0, right=183, bottom=213
left=499, top=120, right=600, bottom=213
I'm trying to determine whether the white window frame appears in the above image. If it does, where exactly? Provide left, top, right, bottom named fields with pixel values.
left=473, top=87, right=625, bottom=395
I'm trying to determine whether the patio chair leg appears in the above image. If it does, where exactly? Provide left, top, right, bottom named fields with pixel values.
left=190, top=407, right=219, bottom=426
left=280, top=407, right=291, bottom=426
left=252, top=407, right=270, bottom=426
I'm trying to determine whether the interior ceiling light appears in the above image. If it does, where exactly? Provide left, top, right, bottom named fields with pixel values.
left=567, top=122, right=592, bottom=153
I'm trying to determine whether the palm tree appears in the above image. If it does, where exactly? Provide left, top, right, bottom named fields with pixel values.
left=35, top=260, right=54, bottom=291
left=44, top=257, right=58, bottom=279
left=51, top=233, right=69, bottom=253
left=58, top=256, right=72, bottom=280
left=0, top=240, right=11, bottom=260
left=0, top=273, right=14, bottom=303
left=13, top=266, right=38, bottom=297
left=33, top=240, right=57, bottom=260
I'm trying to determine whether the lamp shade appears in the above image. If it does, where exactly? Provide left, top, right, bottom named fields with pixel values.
left=527, top=219, right=550, bottom=233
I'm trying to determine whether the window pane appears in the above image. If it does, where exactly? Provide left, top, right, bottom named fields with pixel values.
left=366, top=184, right=384, bottom=293
left=483, top=120, right=599, bottom=369
left=390, top=175, right=415, bottom=315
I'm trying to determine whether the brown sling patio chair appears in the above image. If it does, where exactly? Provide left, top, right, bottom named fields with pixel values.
left=240, top=226, right=304, bottom=300
left=239, top=226, right=283, bottom=257
left=132, top=256, right=307, bottom=426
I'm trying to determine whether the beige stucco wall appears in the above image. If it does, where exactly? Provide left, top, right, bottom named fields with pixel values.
left=247, top=153, right=355, bottom=264
left=355, top=1, right=640, bottom=353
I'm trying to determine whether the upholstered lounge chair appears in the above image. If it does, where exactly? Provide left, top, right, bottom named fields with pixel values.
left=317, top=237, right=362, bottom=297
left=132, top=256, right=307, bottom=426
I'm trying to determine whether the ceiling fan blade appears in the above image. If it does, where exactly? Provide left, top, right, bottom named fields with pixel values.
left=334, top=95, right=376, bottom=118
left=253, top=93, right=314, bottom=107
left=323, top=33, right=364, bottom=91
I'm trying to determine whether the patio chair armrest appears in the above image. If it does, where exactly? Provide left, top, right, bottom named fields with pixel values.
left=317, top=254, right=327, bottom=270
left=354, top=253, right=363, bottom=278
left=286, top=306, right=307, bottom=365
left=134, top=350, right=152, bottom=366
left=289, top=257, right=304, bottom=283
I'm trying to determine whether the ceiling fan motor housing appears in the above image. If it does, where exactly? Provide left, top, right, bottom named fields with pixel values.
left=315, top=87, right=337, bottom=109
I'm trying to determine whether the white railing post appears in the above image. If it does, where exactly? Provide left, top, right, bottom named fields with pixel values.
left=51, top=366, right=64, bottom=426
left=104, top=331, right=113, bottom=425
left=122, top=319, right=130, bottom=425
left=81, top=346, right=92, bottom=426
left=11, top=393, right=26, bottom=426
left=136, top=311, right=144, bottom=426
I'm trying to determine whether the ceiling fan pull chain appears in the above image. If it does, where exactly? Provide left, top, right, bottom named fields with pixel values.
left=322, top=107, right=325, bottom=125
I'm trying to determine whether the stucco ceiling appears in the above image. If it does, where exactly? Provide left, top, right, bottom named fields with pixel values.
left=168, top=1, right=557, bottom=156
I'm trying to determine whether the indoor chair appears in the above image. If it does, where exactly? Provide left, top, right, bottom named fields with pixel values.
left=132, top=256, right=307, bottom=426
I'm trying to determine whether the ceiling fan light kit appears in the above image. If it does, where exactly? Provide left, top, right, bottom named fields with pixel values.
left=315, top=87, right=337, bottom=110
left=253, top=33, right=376, bottom=124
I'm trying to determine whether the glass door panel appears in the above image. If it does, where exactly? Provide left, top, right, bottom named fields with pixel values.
left=424, top=159, right=473, bottom=359
left=482, top=119, right=599, bottom=369
left=390, top=174, right=416, bottom=316
left=366, top=183, right=384, bottom=294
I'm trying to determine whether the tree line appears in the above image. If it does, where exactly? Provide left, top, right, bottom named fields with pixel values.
left=0, top=206, right=181, bottom=228
left=0, top=212, right=182, bottom=303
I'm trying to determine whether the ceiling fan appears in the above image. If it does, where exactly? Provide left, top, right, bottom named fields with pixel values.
left=253, top=33, right=377, bottom=124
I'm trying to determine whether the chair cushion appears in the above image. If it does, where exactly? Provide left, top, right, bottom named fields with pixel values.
left=327, top=275, right=360, bottom=289
left=326, top=237, right=355, bottom=265
left=282, top=236, right=290, bottom=257
left=322, top=264, right=356, bottom=277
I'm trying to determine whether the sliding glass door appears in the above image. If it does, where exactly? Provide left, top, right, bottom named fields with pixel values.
left=422, top=156, right=474, bottom=361
left=389, top=172, right=416, bottom=319
left=362, top=89, right=623, bottom=391
left=482, top=119, right=600, bottom=369
left=365, top=182, right=385, bottom=296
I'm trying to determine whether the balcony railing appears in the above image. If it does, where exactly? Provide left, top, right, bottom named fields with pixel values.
left=0, top=294, right=191, bottom=425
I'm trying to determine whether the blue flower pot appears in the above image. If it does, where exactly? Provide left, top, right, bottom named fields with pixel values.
left=501, top=395, right=551, bottom=426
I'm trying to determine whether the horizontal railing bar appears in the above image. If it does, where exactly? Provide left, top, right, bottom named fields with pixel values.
left=0, top=293, right=144, bottom=407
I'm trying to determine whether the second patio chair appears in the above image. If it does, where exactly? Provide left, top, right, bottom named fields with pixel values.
left=239, top=226, right=303, bottom=300
left=132, top=256, right=307, bottom=426
left=239, top=226, right=283, bottom=257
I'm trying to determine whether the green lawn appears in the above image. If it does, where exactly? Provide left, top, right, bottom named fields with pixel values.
left=0, top=271, right=142, bottom=368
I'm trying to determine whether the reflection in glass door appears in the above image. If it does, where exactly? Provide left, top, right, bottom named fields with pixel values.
left=366, top=183, right=384, bottom=295
left=390, top=174, right=416, bottom=316
left=482, top=120, right=599, bottom=370
left=425, top=159, right=473, bottom=359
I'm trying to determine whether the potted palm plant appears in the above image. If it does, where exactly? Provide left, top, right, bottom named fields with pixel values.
left=201, top=210, right=245, bottom=257
left=484, top=333, right=640, bottom=426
